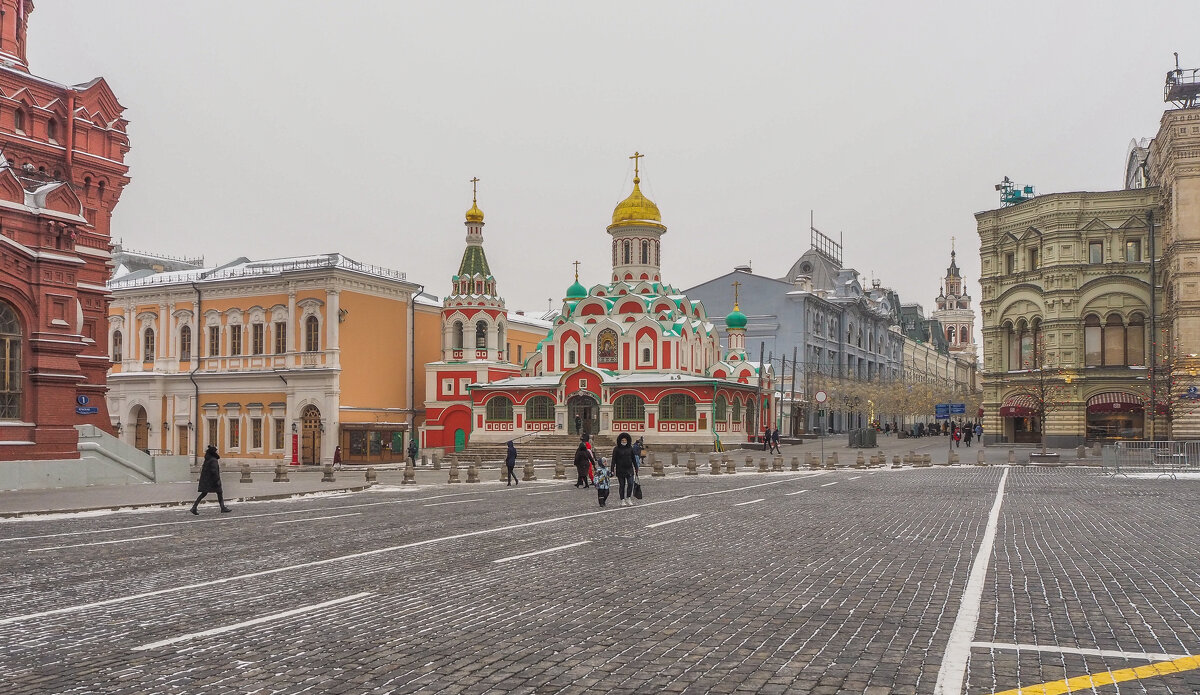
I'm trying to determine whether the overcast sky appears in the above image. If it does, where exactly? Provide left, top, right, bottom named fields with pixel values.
left=30, top=1, right=1200, bottom=323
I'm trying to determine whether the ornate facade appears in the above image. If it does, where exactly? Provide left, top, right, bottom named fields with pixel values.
left=931, top=245, right=977, bottom=362
left=0, top=0, right=131, bottom=461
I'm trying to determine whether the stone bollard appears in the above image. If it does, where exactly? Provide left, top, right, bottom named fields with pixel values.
left=554, top=454, right=566, bottom=480
left=447, top=459, right=461, bottom=484
left=467, top=464, right=479, bottom=483
left=1092, top=442, right=1102, bottom=457
left=321, top=464, right=336, bottom=482
left=892, top=455, right=902, bottom=468
left=921, top=453, right=932, bottom=467
left=273, top=463, right=289, bottom=482
left=773, top=456, right=783, bottom=472
left=420, top=454, right=428, bottom=467
left=432, top=453, right=441, bottom=470
left=523, top=457, right=537, bottom=482
left=725, top=457, right=737, bottom=474
left=948, top=451, right=959, bottom=465
left=855, top=451, right=866, bottom=469
left=365, top=467, right=378, bottom=485
left=1007, top=449, right=1016, bottom=464
left=710, top=454, right=722, bottom=475
left=758, top=457, right=769, bottom=473
left=790, top=456, right=800, bottom=471
left=1076, top=445, right=1087, bottom=460
left=808, top=452, right=820, bottom=469
left=653, top=455, right=666, bottom=477
left=686, top=455, right=698, bottom=476
left=240, top=463, right=253, bottom=483
left=977, top=450, right=987, bottom=466
left=671, top=451, right=679, bottom=468
left=402, top=460, right=416, bottom=484
left=745, top=455, right=755, bottom=468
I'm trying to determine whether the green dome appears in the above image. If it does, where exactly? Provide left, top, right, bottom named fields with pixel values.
left=566, top=279, right=587, bottom=300
left=725, top=308, right=747, bottom=330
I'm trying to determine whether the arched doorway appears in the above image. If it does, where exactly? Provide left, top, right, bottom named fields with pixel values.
left=301, top=405, right=322, bottom=464
left=567, top=393, right=599, bottom=437
left=131, top=405, right=149, bottom=452
left=454, top=428, right=466, bottom=452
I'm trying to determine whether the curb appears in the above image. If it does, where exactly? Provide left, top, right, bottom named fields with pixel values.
left=0, top=484, right=371, bottom=519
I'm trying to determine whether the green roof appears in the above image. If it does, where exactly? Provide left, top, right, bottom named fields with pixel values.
left=457, top=245, right=491, bottom=277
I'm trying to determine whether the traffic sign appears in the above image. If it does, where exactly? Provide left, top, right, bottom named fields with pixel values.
left=950, top=403, right=966, bottom=415
left=935, top=403, right=950, bottom=420
left=815, top=390, right=828, bottom=404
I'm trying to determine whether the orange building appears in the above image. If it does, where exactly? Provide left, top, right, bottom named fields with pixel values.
left=0, top=0, right=131, bottom=461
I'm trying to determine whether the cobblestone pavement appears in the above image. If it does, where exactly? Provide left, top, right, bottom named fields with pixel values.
left=0, top=466, right=1197, bottom=694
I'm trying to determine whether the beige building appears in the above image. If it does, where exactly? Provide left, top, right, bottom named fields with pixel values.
left=978, top=66, right=1200, bottom=445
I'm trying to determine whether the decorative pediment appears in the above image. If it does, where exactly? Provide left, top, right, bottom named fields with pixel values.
left=1018, top=226, right=1043, bottom=241
left=0, top=169, right=24, bottom=205
left=1080, top=217, right=1112, bottom=233
left=1118, top=215, right=1146, bottom=230
left=38, top=183, right=84, bottom=216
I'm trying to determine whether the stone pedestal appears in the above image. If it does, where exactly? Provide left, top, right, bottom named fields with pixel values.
left=554, top=455, right=565, bottom=480
left=745, top=455, right=754, bottom=468
left=467, top=464, right=479, bottom=483
left=365, top=467, right=377, bottom=485
left=790, top=456, right=800, bottom=471
left=686, top=456, right=698, bottom=475
left=855, top=452, right=866, bottom=469
left=1076, top=445, right=1087, bottom=460
left=273, top=464, right=289, bottom=482
left=447, top=459, right=461, bottom=483
left=653, top=457, right=666, bottom=477
left=892, top=455, right=901, bottom=468
left=432, top=454, right=441, bottom=470
left=710, top=454, right=722, bottom=475
left=402, top=461, right=416, bottom=485
left=921, top=453, right=932, bottom=467
left=240, top=464, right=253, bottom=483
left=522, top=458, right=536, bottom=482
left=757, top=457, right=768, bottom=473
left=321, top=465, right=336, bottom=482
left=1007, top=449, right=1016, bottom=464
left=725, top=458, right=737, bottom=474
left=772, top=456, right=783, bottom=472
left=671, top=451, right=679, bottom=468
left=807, top=452, right=820, bottom=469
left=977, top=450, right=987, bottom=466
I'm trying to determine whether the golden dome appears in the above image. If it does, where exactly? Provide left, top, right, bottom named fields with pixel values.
left=611, top=177, right=662, bottom=226
left=465, top=201, right=484, bottom=224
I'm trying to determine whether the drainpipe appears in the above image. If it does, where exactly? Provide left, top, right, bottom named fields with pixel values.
left=188, top=281, right=202, bottom=467
left=1148, top=208, right=1157, bottom=439
left=408, top=285, right=424, bottom=448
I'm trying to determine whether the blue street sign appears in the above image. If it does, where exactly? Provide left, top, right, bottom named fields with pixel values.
left=950, top=403, right=966, bottom=415
left=75, top=406, right=99, bottom=415
left=935, top=403, right=950, bottom=420
left=76, top=394, right=90, bottom=406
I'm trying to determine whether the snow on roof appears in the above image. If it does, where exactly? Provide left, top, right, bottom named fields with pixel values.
left=475, top=376, right=560, bottom=389
left=507, top=311, right=552, bottom=330
left=108, top=253, right=412, bottom=290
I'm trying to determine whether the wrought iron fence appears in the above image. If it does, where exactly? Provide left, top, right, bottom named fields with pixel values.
left=1103, top=441, right=1200, bottom=479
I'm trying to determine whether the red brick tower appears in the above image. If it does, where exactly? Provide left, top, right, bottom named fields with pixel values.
left=0, top=0, right=131, bottom=460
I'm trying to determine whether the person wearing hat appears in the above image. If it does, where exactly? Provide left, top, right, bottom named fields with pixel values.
left=191, top=444, right=231, bottom=514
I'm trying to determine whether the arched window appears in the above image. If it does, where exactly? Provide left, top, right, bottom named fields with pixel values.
left=97, top=180, right=105, bottom=200
left=658, top=394, right=696, bottom=422
left=731, top=398, right=742, bottom=423
left=714, top=395, right=727, bottom=422
left=613, top=394, right=646, bottom=421
left=485, top=396, right=513, bottom=421
left=641, top=240, right=649, bottom=264
left=452, top=321, right=464, bottom=349
left=496, top=324, right=505, bottom=358
left=642, top=347, right=651, bottom=363
left=960, top=326, right=969, bottom=344
left=1126, top=313, right=1145, bottom=366
left=1104, top=314, right=1125, bottom=366
left=0, top=302, right=22, bottom=419
left=623, top=240, right=632, bottom=264
left=475, top=321, right=487, bottom=349
left=1084, top=315, right=1102, bottom=367
left=947, top=326, right=955, bottom=344
left=596, top=328, right=618, bottom=366
left=525, top=395, right=555, bottom=422
left=143, top=327, right=155, bottom=362
left=1018, top=320, right=1036, bottom=368
left=304, top=315, right=320, bottom=352
left=179, top=325, right=192, bottom=361
left=13, top=109, right=25, bottom=132
left=47, top=118, right=58, bottom=141
left=111, top=329, right=123, bottom=363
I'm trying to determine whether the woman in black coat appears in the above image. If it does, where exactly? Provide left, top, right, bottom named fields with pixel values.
left=573, top=441, right=593, bottom=488
left=504, top=440, right=519, bottom=486
left=191, top=445, right=231, bottom=514
left=611, top=432, right=637, bottom=506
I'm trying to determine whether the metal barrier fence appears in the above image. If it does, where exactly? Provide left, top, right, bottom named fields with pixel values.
left=1103, top=441, right=1200, bottom=479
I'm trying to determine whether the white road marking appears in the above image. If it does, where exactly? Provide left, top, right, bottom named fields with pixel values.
left=971, top=641, right=1192, bottom=662
left=933, top=467, right=1010, bottom=695
left=131, top=592, right=371, bottom=651
left=734, top=498, right=764, bottom=506
left=0, top=475, right=817, bottom=626
left=272, top=513, right=361, bottom=525
left=525, top=490, right=567, bottom=496
left=645, top=514, right=700, bottom=529
left=493, top=541, right=591, bottom=564
left=27, top=534, right=174, bottom=553
left=849, top=476, right=862, bottom=480
left=423, top=499, right=482, bottom=507
left=784, top=490, right=809, bottom=496
left=820, top=482, right=838, bottom=487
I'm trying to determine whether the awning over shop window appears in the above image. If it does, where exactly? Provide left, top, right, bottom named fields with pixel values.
left=1086, top=392, right=1144, bottom=414
left=999, top=394, right=1037, bottom=417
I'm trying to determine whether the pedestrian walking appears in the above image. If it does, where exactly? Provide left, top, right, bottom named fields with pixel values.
left=964, top=426, right=973, bottom=447
left=975, top=423, right=983, bottom=442
left=573, top=440, right=593, bottom=488
left=333, top=445, right=342, bottom=469
left=191, top=445, right=231, bottom=515
left=612, top=432, right=637, bottom=507
left=407, top=437, right=418, bottom=464
left=953, top=427, right=962, bottom=448
left=594, top=457, right=611, bottom=507
left=632, top=436, right=644, bottom=475
left=574, top=414, right=582, bottom=435
left=504, top=440, right=519, bottom=486
left=771, top=427, right=781, bottom=454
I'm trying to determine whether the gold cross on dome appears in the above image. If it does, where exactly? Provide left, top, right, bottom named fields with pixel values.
left=573, top=260, right=581, bottom=280
left=732, top=280, right=742, bottom=310
left=629, top=151, right=644, bottom=179
left=470, top=177, right=480, bottom=203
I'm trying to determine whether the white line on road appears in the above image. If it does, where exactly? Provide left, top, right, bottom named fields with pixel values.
left=131, top=592, right=371, bottom=651
left=525, top=490, right=567, bottom=496
left=493, top=541, right=590, bottom=564
left=933, top=467, right=1010, bottom=695
left=820, top=482, right=838, bottom=487
left=784, top=490, right=809, bottom=496
left=971, top=641, right=1192, bottom=662
left=423, top=499, right=482, bottom=507
left=645, top=514, right=700, bottom=529
left=27, top=534, right=174, bottom=553
left=272, top=513, right=361, bottom=525
left=734, top=499, right=764, bottom=506
left=849, top=476, right=862, bottom=480
left=0, top=475, right=816, bottom=626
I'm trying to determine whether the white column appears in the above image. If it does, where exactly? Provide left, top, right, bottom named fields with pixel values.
left=327, top=289, right=340, bottom=368
left=287, top=288, right=297, bottom=365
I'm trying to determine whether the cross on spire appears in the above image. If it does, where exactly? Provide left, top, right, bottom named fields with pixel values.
left=951, top=235, right=956, bottom=254
left=629, top=151, right=644, bottom=182
left=470, top=176, right=480, bottom=203
left=732, top=279, right=742, bottom=310
left=572, top=260, right=580, bottom=280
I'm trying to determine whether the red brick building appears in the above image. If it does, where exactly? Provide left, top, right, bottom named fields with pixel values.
left=0, top=0, right=130, bottom=460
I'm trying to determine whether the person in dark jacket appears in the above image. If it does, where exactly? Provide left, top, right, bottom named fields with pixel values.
left=611, top=432, right=637, bottom=506
left=407, top=437, right=418, bottom=464
left=504, top=440, right=519, bottom=486
left=632, top=437, right=644, bottom=475
left=594, top=457, right=611, bottom=507
left=963, top=426, right=973, bottom=447
left=191, top=445, right=230, bottom=515
left=771, top=427, right=781, bottom=453
left=573, top=440, right=593, bottom=488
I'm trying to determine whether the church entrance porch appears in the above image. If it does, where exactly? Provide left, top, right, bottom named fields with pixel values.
left=568, top=394, right=599, bottom=437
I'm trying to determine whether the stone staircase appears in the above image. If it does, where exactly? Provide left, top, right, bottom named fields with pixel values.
left=459, top=432, right=615, bottom=464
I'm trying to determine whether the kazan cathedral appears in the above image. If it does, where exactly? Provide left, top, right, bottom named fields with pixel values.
left=442, top=157, right=774, bottom=451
